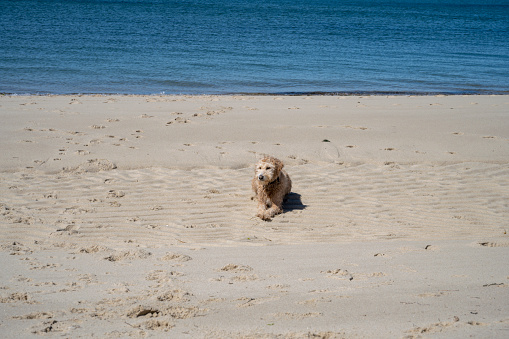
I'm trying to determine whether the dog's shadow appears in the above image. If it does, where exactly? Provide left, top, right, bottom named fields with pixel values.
left=283, top=192, right=306, bottom=212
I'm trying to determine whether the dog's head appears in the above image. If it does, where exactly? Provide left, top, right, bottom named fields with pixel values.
left=255, top=156, right=283, bottom=185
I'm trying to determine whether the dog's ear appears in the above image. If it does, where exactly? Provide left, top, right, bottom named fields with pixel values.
left=274, top=158, right=284, bottom=175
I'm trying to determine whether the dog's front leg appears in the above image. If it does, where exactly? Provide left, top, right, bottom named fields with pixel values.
left=259, top=198, right=282, bottom=221
left=267, top=203, right=282, bottom=219
left=257, top=199, right=271, bottom=220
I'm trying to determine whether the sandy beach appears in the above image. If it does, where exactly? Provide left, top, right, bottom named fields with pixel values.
left=1, top=94, right=508, bottom=338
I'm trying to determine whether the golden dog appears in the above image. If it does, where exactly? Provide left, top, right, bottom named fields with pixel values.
left=252, top=156, right=292, bottom=221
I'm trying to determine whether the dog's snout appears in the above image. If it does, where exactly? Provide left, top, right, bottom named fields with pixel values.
left=258, top=174, right=264, bottom=180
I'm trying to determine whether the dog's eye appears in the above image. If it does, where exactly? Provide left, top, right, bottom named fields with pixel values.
left=266, top=166, right=271, bottom=170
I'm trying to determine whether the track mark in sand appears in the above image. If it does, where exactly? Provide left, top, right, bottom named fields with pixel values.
left=266, top=284, right=291, bottom=290
left=156, top=289, right=192, bottom=302
left=13, top=312, right=54, bottom=320
left=482, top=283, right=506, bottom=287
left=131, top=130, right=143, bottom=139
left=103, top=97, right=118, bottom=104
left=31, top=319, right=73, bottom=335
left=417, top=291, right=449, bottom=298
left=0, top=292, right=34, bottom=304
left=478, top=242, right=509, bottom=247
left=104, top=249, right=152, bottom=262
left=75, top=150, right=90, bottom=156
left=343, top=125, right=369, bottom=130
left=405, top=317, right=487, bottom=337
left=322, top=269, right=353, bottom=281
left=77, top=245, right=110, bottom=254
left=322, top=269, right=385, bottom=281
left=88, top=139, right=102, bottom=145
left=166, top=117, right=190, bottom=125
left=220, top=264, right=253, bottom=273
left=61, top=159, right=117, bottom=174
left=243, top=106, right=258, bottom=111
left=199, top=105, right=233, bottom=116
left=67, top=131, right=85, bottom=136
left=133, top=319, right=174, bottom=332
left=320, top=140, right=340, bottom=161
left=146, top=270, right=184, bottom=283
left=107, top=190, right=125, bottom=198
left=271, top=312, right=323, bottom=320
left=160, top=252, right=192, bottom=262
left=236, top=296, right=279, bottom=308
left=231, top=274, right=259, bottom=282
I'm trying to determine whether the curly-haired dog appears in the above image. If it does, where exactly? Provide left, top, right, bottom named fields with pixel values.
left=252, top=156, right=292, bottom=221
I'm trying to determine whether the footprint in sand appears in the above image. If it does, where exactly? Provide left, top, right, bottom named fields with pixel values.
left=160, top=252, right=192, bottom=262
left=132, top=130, right=143, bottom=139
left=107, top=190, right=125, bottom=198
left=344, top=125, right=369, bottom=130
left=103, top=98, right=117, bottom=104
left=322, top=268, right=353, bottom=281
left=166, top=117, right=190, bottom=125
left=319, top=140, right=340, bottom=161
left=220, top=264, right=253, bottom=273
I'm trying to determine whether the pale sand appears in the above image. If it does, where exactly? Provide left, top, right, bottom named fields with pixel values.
left=0, top=95, right=508, bottom=338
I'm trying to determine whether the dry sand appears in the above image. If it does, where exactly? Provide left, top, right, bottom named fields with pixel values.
left=0, top=94, right=508, bottom=338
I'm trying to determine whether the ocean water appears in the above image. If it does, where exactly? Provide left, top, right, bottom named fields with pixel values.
left=1, top=0, right=508, bottom=95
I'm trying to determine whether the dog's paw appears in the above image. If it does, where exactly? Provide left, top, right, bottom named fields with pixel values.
left=257, top=211, right=272, bottom=221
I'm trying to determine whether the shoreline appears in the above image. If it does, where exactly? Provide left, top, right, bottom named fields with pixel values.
left=3, top=91, right=509, bottom=97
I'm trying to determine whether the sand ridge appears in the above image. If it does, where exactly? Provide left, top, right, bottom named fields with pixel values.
left=1, top=162, right=508, bottom=247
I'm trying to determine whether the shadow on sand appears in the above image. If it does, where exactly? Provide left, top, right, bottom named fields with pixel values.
left=283, top=192, right=306, bottom=212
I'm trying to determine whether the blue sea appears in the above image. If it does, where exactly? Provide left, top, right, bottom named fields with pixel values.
left=1, top=0, right=508, bottom=95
